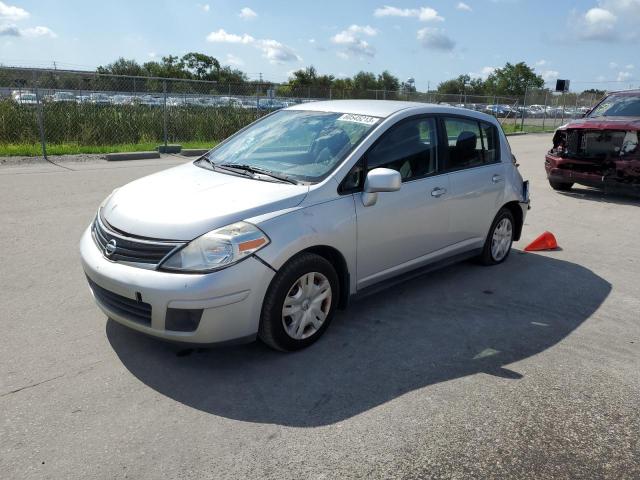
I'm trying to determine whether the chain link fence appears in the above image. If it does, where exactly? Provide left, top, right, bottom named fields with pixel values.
left=0, top=67, right=606, bottom=157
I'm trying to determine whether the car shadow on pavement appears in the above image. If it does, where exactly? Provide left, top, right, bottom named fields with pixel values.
left=107, top=251, right=611, bottom=427
left=558, top=186, right=640, bottom=206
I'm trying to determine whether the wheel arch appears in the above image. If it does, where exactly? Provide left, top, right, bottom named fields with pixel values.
left=502, top=200, right=524, bottom=241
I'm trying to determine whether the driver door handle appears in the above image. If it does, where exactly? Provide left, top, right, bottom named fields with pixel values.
left=431, top=187, right=447, bottom=198
left=492, top=174, right=503, bottom=184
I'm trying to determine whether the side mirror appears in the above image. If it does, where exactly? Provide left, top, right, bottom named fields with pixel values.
left=362, top=168, right=401, bottom=207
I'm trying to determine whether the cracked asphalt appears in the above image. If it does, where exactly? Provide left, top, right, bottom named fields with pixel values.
left=1, top=135, right=638, bottom=479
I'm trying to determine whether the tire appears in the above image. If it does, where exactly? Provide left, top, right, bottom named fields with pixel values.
left=549, top=180, right=573, bottom=191
left=258, top=253, right=339, bottom=351
left=479, top=208, right=515, bottom=266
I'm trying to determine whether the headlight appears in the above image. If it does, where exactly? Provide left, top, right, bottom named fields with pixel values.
left=159, top=222, right=270, bottom=273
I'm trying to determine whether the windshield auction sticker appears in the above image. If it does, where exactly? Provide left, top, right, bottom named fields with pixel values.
left=337, top=113, right=380, bottom=125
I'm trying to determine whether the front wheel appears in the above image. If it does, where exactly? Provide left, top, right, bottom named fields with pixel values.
left=479, top=208, right=514, bottom=266
left=258, top=253, right=338, bottom=351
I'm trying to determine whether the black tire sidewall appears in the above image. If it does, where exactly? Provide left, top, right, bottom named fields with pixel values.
left=259, top=253, right=339, bottom=351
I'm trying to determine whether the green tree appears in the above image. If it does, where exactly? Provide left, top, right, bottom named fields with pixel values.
left=436, top=74, right=485, bottom=95
left=288, top=66, right=319, bottom=87
left=484, top=62, right=544, bottom=96
left=377, top=70, right=400, bottom=91
left=352, top=71, right=378, bottom=91
left=181, top=52, right=220, bottom=80
left=97, top=58, right=147, bottom=77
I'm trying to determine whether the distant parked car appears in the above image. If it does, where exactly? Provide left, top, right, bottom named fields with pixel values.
left=484, top=105, right=510, bottom=117
left=81, top=100, right=530, bottom=351
left=138, top=95, right=163, bottom=107
left=89, top=93, right=111, bottom=105
left=111, top=95, right=134, bottom=105
left=545, top=89, right=640, bottom=195
left=215, top=96, right=243, bottom=107
left=51, top=91, right=76, bottom=103
left=12, top=92, right=38, bottom=105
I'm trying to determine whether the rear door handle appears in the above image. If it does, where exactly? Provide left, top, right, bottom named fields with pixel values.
left=431, top=187, right=447, bottom=198
left=492, top=174, right=503, bottom=183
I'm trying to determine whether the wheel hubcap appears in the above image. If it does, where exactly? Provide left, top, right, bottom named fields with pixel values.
left=282, top=272, right=332, bottom=340
left=491, top=218, right=513, bottom=261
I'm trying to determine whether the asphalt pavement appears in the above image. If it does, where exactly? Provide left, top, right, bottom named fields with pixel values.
left=1, top=135, right=638, bottom=479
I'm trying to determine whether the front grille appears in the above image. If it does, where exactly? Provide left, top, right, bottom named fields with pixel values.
left=87, top=276, right=152, bottom=325
left=92, top=214, right=183, bottom=265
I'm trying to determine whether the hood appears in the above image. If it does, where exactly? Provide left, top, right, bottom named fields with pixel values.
left=102, top=162, right=309, bottom=240
left=560, top=116, right=640, bottom=131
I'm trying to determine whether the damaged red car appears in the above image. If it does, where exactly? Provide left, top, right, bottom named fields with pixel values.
left=545, top=90, right=640, bottom=195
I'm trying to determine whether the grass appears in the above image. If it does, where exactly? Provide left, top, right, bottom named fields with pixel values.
left=500, top=123, right=555, bottom=134
left=0, top=99, right=261, bottom=156
left=0, top=141, right=218, bottom=157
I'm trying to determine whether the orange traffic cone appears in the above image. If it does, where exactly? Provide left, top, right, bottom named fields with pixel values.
left=524, top=231, right=558, bottom=252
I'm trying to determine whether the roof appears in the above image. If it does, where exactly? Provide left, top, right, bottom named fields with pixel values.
left=285, top=99, right=498, bottom=122
left=285, top=100, right=433, bottom=118
left=607, top=89, right=640, bottom=96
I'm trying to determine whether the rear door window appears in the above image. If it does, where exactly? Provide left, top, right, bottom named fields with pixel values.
left=443, top=117, right=500, bottom=170
left=443, top=117, right=483, bottom=170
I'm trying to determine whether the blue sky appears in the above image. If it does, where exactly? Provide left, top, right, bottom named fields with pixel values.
left=0, top=0, right=638, bottom=91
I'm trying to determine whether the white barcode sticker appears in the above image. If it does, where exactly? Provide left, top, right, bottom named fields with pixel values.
left=337, top=113, right=379, bottom=125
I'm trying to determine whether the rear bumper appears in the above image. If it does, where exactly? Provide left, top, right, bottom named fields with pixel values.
left=80, top=226, right=275, bottom=344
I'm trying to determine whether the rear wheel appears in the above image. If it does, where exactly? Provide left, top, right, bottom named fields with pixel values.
left=258, top=253, right=338, bottom=351
left=549, top=180, right=573, bottom=191
left=479, top=208, right=514, bottom=266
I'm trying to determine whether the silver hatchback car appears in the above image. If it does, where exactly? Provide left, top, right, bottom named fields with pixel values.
left=81, top=100, right=530, bottom=351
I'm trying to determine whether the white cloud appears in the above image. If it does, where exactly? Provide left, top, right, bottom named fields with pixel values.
left=21, top=25, right=56, bottom=38
left=0, top=24, right=56, bottom=38
left=239, top=7, right=257, bottom=19
left=541, top=70, right=560, bottom=81
left=535, top=59, right=547, bottom=66
left=336, top=51, right=349, bottom=60
left=417, top=27, right=455, bottom=51
left=456, top=2, right=472, bottom=12
left=609, top=61, right=618, bottom=69
left=0, top=1, right=29, bottom=21
left=226, top=53, right=244, bottom=66
left=257, top=39, right=301, bottom=63
left=148, top=51, right=156, bottom=58
left=617, top=70, right=632, bottom=81
left=206, top=28, right=300, bottom=63
left=585, top=7, right=616, bottom=24
left=577, top=7, right=618, bottom=41
left=206, top=28, right=254, bottom=44
left=374, top=6, right=444, bottom=22
left=470, top=66, right=496, bottom=79
left=625, top=63, right=634, bottom=69
left=198, top=3, right=210, bottom=12
left=331, top=24, right=378, bottom=58
left=0, top=23, right=19, bottom=36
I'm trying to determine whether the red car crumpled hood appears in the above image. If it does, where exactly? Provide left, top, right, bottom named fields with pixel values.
left=558, top=116, right=640, bottom=131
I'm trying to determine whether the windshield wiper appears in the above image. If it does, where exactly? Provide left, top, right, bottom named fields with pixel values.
left=217, top=163, right=299, bottom=185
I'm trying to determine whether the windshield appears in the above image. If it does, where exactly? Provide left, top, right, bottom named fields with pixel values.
left=200, top=110, right=380, bottom=183
left=589, top=94, right=640, bottom=118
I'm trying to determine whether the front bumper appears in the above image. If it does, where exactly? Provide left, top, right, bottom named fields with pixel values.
left=545, top=154, right=605, bottom=187
left=80, top=226, right=275, bottom=344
